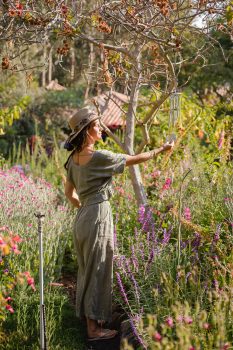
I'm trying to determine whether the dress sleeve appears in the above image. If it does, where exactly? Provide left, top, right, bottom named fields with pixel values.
left=100, top=150, right=127, bottom=175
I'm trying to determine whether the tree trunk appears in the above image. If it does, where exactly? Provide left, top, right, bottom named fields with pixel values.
left=70, top=45, right=75, bottom=83
left=48, top=46, right=53, bottom=83
left=42, top=45, right=47, bottom=87
left=124, top=53, right=148, bottom=207
left=84, top=42, right=94, bottom=103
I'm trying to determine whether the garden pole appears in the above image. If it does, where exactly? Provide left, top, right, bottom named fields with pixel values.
left=35, top=213, right=47, bottom=350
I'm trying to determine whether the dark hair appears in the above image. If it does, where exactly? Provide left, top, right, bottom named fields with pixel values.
left=64, top=122, right=92, bottom=170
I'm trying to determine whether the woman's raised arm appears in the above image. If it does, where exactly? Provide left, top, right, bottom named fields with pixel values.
left=125, top=141, right=174, bottom=166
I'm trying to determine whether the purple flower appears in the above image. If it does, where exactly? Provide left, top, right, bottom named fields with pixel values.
left=139, top=242, right=145, bottom=260
left=146, top=247, right=155, bottom=273
left=138, top=205, right=153, bottom=232
left=130, top=245, right=139, bottom=272
left=213, top=224, right=221, bottom=244
left=191, top=232, right=201, bottom=250
left=115, top=272, right=130, bottom=306
left=125, top=259, right=140, bottom=303
left=129, top=318, right=146, bottom=349
left=162, top=227, right=172, bottom=245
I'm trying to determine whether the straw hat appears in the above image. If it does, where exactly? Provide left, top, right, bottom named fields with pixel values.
left=66, top=107, right=101, bottom=144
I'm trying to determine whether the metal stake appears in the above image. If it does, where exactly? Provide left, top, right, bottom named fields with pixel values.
left=35, top=213, right=47, bottom=350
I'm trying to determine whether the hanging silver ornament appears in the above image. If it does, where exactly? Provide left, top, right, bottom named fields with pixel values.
left=167, top=90, right=182, bottom=143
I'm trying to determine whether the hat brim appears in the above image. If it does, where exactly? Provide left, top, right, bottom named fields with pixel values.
left=65, top=115, right=101, bottom=145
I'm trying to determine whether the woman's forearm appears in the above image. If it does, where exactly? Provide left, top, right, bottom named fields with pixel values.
left=125, top=147, right=164, bottom=166
left=68, top=197, right=82, bottom=208
left=65, top=191, right=82, bottom=208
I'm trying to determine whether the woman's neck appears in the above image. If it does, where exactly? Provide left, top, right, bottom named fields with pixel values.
left=80, top=143, right=95, bottom=153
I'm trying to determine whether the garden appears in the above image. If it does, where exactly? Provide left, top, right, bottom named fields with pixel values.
left=0, top=1, right=233, bottom=350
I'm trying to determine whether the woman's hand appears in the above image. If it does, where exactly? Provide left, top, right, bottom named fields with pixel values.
left=161, top=140, right=175, bottom=152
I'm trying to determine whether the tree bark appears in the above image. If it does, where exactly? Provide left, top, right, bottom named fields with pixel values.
left=124, top=52, right=148, bottom=207
left=84, top=42, right=94, bottom=103
left=42, top=45, right=47, bottom=87
left=70, top=45, right=75, bottom=83
left=48, top=46, right=53, bottom=83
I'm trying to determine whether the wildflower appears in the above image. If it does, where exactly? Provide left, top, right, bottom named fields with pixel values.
left=6, top=304, right=14, bottom=313
left=203, top=322, right=210, bottom=330
left=176, top=315, right=183, bottom=323
left=129, top=318, right=146, bottom=349
left=162, top=178, right=172, bottom=191
left=189, top=347, right=195, bottom=350
left=183, top=207, right=191, bottom=221
left=153, top=332, right=162, bottom=342
left=212, top=224, right=221, bottom=244
left=11, top=244, right=21, bottom=254
left=191, top=233, right=201, bottom=250
left=166, top=316, right=174, bottom=327
left=5, top=297, right=12, bottom=302
left=221, top=343, right=230, bottom=350
left=218, top=131, right=225, bottom=149
left=12, top=235, right=22, bottom=243
left=24, top=271, right=36, bottom=291
left=162, top=227, right=172, bottom=245
left=184, top=316, right=193, bottom=324
left=115, top=272, right=130, bottom=306
left=151, top=170, right=161, bottom=178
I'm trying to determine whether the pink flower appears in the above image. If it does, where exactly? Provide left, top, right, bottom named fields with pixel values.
left=184, top=207, right=191, bottom=221
left=189, top=347, right=195, bottom=350
left=162, top=178, right=172, bottom=191
left=118, top=187, right=125, bottom=195
left=166, top=316, right=174, bottom=327
left=218, top=131, right=225, bottom=149
left=27, top=277, right=36, bottom=291
left=24, top=271, right=36, bottom=291
left=6, top=304, right=14, bottom=313
left=153, top=332, right=162, bottom=342
left=184, top=316, right=193, bottom=324
left=151, top=170, right=161, bottom=178
left=11, top=244, right=21, bottom=254
left=221, top=344, right=230, bottom=350
left=5, top=297, right=12, bottom=301
left=12, top=235, right=22, bottom=243
left=176, top=315, right=183, bottom=323
left=203, top=322, right=210, bottom=330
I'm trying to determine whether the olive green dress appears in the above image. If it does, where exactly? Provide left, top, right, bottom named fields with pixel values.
left=66, top=150, right=126, bottom=322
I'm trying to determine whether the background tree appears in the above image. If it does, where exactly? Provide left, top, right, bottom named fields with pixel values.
left=0, top=0, right=232, bottom=205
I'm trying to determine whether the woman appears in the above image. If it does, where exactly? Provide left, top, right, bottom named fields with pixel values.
left=64, top=107, right=174, bottom=341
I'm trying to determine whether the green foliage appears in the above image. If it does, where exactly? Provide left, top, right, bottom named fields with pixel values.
left=1, top=287, right=86, bottom=350
left=0, top=96, right=30, bottom=135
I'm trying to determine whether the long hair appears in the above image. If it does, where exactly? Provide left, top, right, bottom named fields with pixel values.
left=64, top=123, right=92, bottom=170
